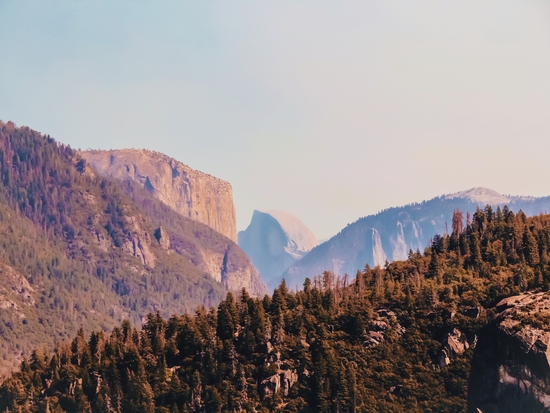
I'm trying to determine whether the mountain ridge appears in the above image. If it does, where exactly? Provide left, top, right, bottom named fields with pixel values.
left=81, top=148, right=238, bottom=242
left=445, top=186, right=536, bottom=204
left=0, top=120, right=266, bottom=375
left=280, top=187, right=550, bottom=289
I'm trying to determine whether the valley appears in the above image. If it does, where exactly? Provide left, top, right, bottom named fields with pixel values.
left=0, top=121, right=550, bottom=412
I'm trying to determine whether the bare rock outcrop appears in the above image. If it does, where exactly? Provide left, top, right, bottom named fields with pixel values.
left=81, top=149, right=237, bottom=242
left=120, top=214, right=156, bottom=268
left=168, top=227, right=268, bottom=298
left=363, top=308, right=405, bottom=348
left=261, top=369, right=299, bottom=398
left=468, top=292, right=550, bottom=413
left=436, top=328, right=470, bottom=368
left=260, top=348, right=299, bottom=399
left=0, top=263, right=35, bottom=309
left=154, top=226, right=170, bottom=251
left=122, top=233, right=155, bottom=267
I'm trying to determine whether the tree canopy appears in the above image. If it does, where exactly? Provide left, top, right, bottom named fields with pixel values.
left=3, top=205, right=550, bottom=412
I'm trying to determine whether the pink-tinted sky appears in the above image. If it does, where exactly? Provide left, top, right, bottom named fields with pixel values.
left=1, top=0, right=550, bottom=239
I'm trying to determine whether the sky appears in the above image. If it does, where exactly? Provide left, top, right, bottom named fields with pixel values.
left=1, top=0, right=550, bottom=240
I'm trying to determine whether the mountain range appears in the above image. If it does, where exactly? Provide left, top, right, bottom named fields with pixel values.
left=276, top=187, right=550, bottom=289
left=5, top=196, right=550, bottom=411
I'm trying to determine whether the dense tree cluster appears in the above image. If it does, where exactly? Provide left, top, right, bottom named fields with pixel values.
left=0, top=122, right=259, bottom=375
left=3, top=205, right=550, bottom=412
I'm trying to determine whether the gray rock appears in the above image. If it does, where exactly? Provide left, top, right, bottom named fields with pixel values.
left=261, top=369, right=299, bottom=398
left=239, top=210, right=317, bottom=288
left=364, top=331, right=385, bottom=348
left=154, top=226, right=170, bottom=250
left=436, top=328, right=469, bottom=368
left=468, top=292, right=550, bottom=413
left=81, top=149, right=238, bottom=242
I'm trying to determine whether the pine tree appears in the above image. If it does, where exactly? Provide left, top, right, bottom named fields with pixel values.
left=523, top=227, right=540, bottom=266
left=427, top=251, right=441, bottom=279
left=216, top=292, right=238, bottom=342
left=451, top=209, right=463, bottom=245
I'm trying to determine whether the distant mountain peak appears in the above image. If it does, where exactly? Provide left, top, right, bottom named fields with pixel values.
left=279, top=189, right=550, bottom=290
left=239, top=210, right=318, bottom=287
left=258, top=210, right=318, bottom=253
left=445, top=187, right=510, bottom=205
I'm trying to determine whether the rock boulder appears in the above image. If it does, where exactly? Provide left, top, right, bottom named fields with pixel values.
left=468, top=292, right=550, bottom=413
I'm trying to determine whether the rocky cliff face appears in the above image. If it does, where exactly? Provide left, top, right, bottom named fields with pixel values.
left=81, top=148, right=267, bottom=298
left=81, top=149, right=237, bottom=242
left=238, top=210, right=317, bottom=287
left=118, top=178, right=268, bottom=298
left=0, top=123, right=267, bottom=375
left=281, top=188, right=550, bottom=290
left=468, top=292, right=550, bottom=413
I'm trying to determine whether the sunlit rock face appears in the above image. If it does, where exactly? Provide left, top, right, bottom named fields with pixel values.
left=445, top=187, right=514, bottom=205
left=280, top=188, right=550, bottom=290
left=238, top=210, right=317, bottom=288
left=81, top=149, right=268, bottom=296
left=468, top=292, right=550, bottom=413
left=81, top=149, right=237, bottom=242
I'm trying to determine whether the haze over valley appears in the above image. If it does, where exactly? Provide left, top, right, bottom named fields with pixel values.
left=1, top=121, right=550, bottom=411
left=2, top=0, right=550, bottom=411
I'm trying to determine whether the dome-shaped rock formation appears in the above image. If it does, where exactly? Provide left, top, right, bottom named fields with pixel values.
left=238, top=210, right=317, bottom=288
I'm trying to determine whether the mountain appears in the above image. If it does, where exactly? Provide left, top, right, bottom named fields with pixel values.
left=238, top=210, right=318, bottom=287
left=5, top=204, right=550, bottom=412
left=0, top=121, right=265, bottom=375
left=81, top=149, right=237, bottom=242
left=280, top=187, right=550, bottom=289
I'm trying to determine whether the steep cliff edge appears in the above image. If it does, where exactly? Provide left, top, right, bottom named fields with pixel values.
left=81, top=149, right=266, bottom=297
left=468, top=292, right=550, bottom=413
left=0, top=122, right=266, bottom=375
left=81, top=149, right=237, bottom=242
left=108, top=174, right=268, bottom=299
left=238, top=210, right=317, bottom=287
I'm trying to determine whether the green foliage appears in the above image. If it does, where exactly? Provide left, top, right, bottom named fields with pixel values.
left=3, top=122, right=550, bottom=411
left=0, top=122, right=233, bottom=376
left=5, top=205, right=550, bottom=411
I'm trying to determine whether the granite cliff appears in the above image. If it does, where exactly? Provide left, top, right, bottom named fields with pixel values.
left=81, top=149, right=237, bottom=242
left=0, top=122, right=266, bottom=375
left=469, top=292, right=550, bottom=412
left=238, top=210, right=317, bottom=287
left=280, top=188, right=550, bottom=289
left=80, top=148, right=266, bottom=296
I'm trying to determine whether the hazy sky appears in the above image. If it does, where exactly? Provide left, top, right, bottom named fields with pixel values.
left=2, top=0, right=550, bottom=239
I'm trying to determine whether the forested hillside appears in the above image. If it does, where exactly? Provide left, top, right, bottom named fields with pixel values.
left=2, top=205, right=549, bottom=412
left=0, top=121, right=263, bottom=376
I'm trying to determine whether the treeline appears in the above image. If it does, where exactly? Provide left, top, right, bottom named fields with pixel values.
left=0, top=122, right=235, bottom=375
left=3, top=206, right=550, bottom=412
